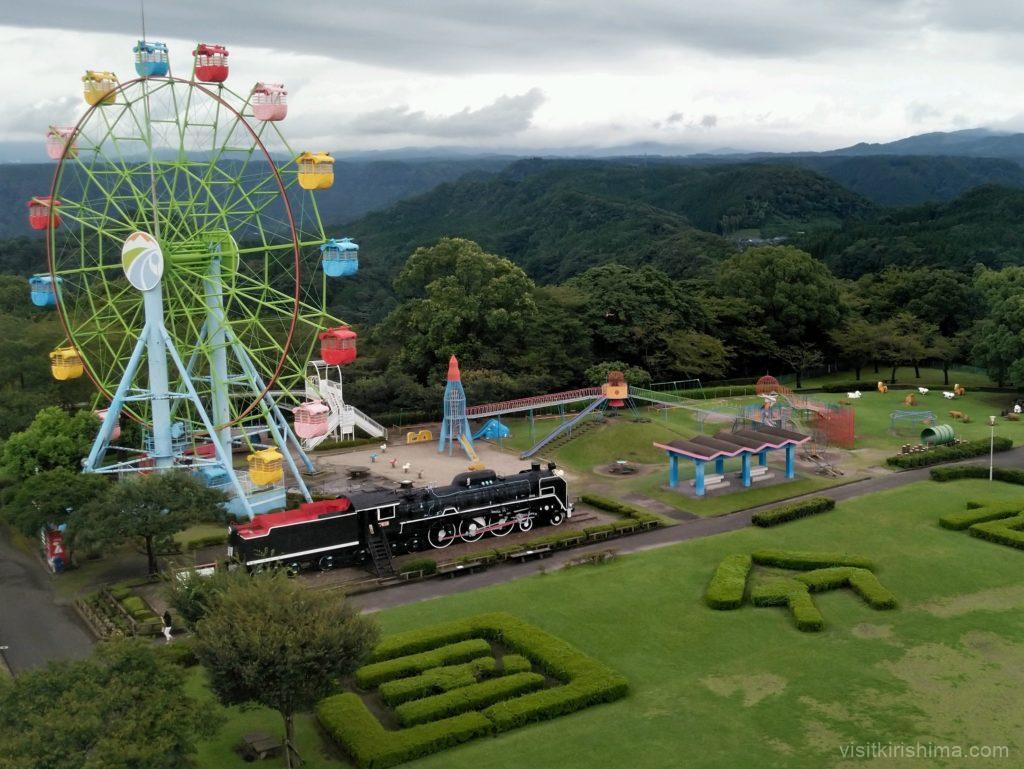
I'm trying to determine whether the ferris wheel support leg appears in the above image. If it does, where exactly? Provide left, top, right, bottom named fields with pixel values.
left=83, top=324, right=151, bottom=473
left=226, top=338, right=314, bottom=500
left=143, top=288, right=174, bottom=470
left=158, top=327, right=254, bottom=518
left=204, top=258, right=232, bottom=451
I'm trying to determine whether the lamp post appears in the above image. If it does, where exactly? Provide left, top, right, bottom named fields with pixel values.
left=989, top=415, right=997, bottom=482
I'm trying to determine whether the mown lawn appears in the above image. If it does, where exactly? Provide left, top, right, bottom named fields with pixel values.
left=192, top=478, right=1024, bottom=769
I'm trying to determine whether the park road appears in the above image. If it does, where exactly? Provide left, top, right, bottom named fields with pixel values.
left=0, top=532, right=93, bottom=674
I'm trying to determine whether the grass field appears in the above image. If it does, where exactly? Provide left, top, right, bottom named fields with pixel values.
left=192, top=477, right=1024, bottom=769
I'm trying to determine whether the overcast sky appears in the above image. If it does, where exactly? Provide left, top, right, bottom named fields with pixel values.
left=1, top=0, right=1023, bottom=160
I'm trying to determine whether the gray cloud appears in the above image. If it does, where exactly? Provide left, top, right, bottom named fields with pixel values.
left=700, top=114, right=718, bottom=128
left=347, top=88, right=545, bottom=138
left=0, top=0, right=933, bottom=73
left=907, top=101, right=942, bottom=124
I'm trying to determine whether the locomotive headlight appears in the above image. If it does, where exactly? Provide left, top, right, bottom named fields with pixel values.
left=553, top=469, right=565, bottom=477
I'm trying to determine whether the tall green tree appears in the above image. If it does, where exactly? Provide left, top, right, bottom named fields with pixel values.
left=379, top=238, right=537, bottom=378
left=776, top=344, right=825, bottom=388
left=73, top=472, right=226, bottom=575
left=971, top=266, right=1024, bottom=387
left=716, top=246, right=844, bottom=349
left=828, top=317, right=879, bottom=381
left=1, top=407, right=98, bottom=480
left=2, top=468, right=109, bottom=559
left=194, top=571, right=379, bottom=769
left=0, top=640, right=218, bottom=769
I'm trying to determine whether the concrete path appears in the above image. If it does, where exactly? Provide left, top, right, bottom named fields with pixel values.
left=351, top=451, right=1024, bottom=613
left=0, top=534, right=93, bottom=674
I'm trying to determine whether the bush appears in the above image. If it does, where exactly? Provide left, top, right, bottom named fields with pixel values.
left=704, top=554, right=752, bottom=610
left=795, top=567, right=897, bottom=609
left=969, top=515, right=1024, bottom=549
left=355, top=639, right=493, bottom=688
left=183, top=533, right=228, bottom=551
left=155, top=639, right=199, bottom=667
left=580, top=494, right=663, bottom=527
left=377, top=657, right=496, bottom=706
left=930, top=465, right=1024, bottom=484
left=317, top=693, right=491, bottom=769
left=751, top=549, right=874, bottom=570
left=395, top=672, right=545, bottom=726
left=398, top=558, right=437, bottom=576
left=750, top=578, right=824, bottom=632
left=119, top=595, right=149, bottom=615
left=502, top=654, right=532, bottom=674
left=311, top=436, right=381, bottom=453
left=939, top=503, right=1022, bottom=531
left=108, top=586, right=132, bottom=601
left=751, top=497, right=835, bottom=527
left=886, top=437, right=1013, bottom=469
left=820, top=381, right=878, bottom=393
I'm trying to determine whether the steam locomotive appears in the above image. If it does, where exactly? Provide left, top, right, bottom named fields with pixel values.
left=228, top=462, right=571, bottom=570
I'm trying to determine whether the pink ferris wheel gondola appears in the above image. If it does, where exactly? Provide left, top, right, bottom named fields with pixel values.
left=293, top=401, right=330, bottom=439
left=252, top=82, right=287, bottom=121
left=45, top=126, right=76, bottom=160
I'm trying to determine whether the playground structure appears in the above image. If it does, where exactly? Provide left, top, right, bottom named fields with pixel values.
left=654, top=425, right=810, bottom=497
left=752, top=375, right=855, bottom=450
left=34, top=37, right=382, bottom=517
left=438, top=356, right=484, bottom=470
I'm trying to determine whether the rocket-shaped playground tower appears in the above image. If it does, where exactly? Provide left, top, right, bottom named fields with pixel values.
left=438, top=355, right=477, bottom=460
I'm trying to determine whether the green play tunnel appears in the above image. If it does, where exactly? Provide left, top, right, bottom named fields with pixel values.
left=921, top=423, right=956, bottom=445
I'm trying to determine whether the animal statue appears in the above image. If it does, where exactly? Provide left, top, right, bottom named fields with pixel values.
left=904, top=393, right=917, bottom=407
left=942, top=391, right=956, bottom=400
left=846, top=391, right=862, bottom=399
left=949, top=410, right=966, bottom=420
left=877, top=381, right=888, bottom=394
left=954, top=383, right=966, bottom=397
left=918, top=387, right=929, bottom=395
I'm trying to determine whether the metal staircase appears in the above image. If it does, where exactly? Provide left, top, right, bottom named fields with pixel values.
left=366, top=528, right=396, bottom=578
left=301, top=361, right=387, bottom=451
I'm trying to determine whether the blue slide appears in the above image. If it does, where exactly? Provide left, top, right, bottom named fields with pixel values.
left=473, top=418, right=511, bottom=441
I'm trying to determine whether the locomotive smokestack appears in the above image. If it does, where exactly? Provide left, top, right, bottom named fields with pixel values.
left=531, top=461, right=541, bottom=471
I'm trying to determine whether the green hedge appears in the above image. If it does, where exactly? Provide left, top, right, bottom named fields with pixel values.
left=931, top=465, right=1024, bottom=484
left=317, top=694, right=491, bottom=769
left=155, top=639, right=198, bottom=668
left=398, top=558, right=438, bottom=576
left=108, top=586, right=132, bottom=601
left=311, top=436, right=382, bottom=453
left=751, top=497, right=835, bottom=527
left=395, top=672, right=545, bottom=726
left=324, top=614, right=627, bottom=766
left=886, top=437, right=1013, bottom=469
left=119, top=595, right=149, bottom=617
left=795, top=567, right=897, bottom=609
left=579, top=494, right=662, bottom=526
left=502, top=654, right=532, bottom=674
left=751, top=549, right=874, bottom=570
left=939, top=503, right=1022, bottom=531
left=704, top=554, right=752, bottom=610
left=820, top=381, right=880, bottom=393
left=750, top=578, right=824, bottom=632
left=183, top=533, right=228, bottom=551
left=969, top=515, right=1024, bottom=549
left=355, top=639, right=492, bottom=688
left=378, top=657, right=496, bottom=707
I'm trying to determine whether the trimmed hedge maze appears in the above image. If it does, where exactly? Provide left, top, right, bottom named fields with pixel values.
left=318, top=613, right=628, bottom=768
left=704, top=550, right=896, bottom=632
left=938, top=498, right=1024, bottom=550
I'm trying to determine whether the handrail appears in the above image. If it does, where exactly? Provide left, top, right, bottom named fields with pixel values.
left=467, top=387, right=603, bottom=418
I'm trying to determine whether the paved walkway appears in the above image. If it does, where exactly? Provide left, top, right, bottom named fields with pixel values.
left=351, top=451, right=1024, bottom=612
left=0, top=534, right=93, bottom=674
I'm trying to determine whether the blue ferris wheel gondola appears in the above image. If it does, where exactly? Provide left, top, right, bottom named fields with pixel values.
left=133, top=40, right=170, bottom=77
left=28, top=274, right=61, bottom=308
left=320, top=237, right=359, bottom=278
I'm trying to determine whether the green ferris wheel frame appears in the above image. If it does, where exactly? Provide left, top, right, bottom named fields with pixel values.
left=46, top=74, right=341, bottom=436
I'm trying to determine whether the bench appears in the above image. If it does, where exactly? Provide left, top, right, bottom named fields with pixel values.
left=736, top=466, right=775, bottom=484
left=438, top=561, right=489, bottom=579
left=240, top=732, right=283, bottom=761
left=690, top=473, right=726, bottom=488
left=509, top=547, right=553, bottom=563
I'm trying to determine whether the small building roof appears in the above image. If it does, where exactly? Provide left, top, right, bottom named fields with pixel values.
left=654, top=424, right=810, bottom=461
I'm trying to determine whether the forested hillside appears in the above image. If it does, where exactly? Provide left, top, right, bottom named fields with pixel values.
left=805, top=185, right=1024, bottom=277
left=0, top=158, right=512, bottom=238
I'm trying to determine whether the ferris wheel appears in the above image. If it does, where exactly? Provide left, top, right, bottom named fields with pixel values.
left=31, top=39, right=360, bottom=516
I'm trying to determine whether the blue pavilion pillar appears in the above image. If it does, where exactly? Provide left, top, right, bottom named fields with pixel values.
left=785, top=445, right=796, bottom=478
left=741, top=452, right=751, bottom=487
left=758, top=449, right=768, bottom=467
left=714, top=456, right=725, bottom=475
left=668, top=453, right=679, bottom=488
left=694, top=460, right=706, bottom=496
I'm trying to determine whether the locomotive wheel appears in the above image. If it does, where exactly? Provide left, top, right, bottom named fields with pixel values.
left=317, top=555, right=335, bottom=571
left=460, top=517, right=486, bottom=542
left=549, top=510, right=565, bottom=526
left=490, top=514, right=514, bottom=537
left=518, top=515, right=534, bottom=533
left=427, top=520, right=459, bottom=549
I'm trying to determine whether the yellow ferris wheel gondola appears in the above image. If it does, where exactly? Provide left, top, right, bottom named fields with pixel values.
left=247, top=448, right=283, bottom=486
left=50, top=346, right=84, bottom=380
